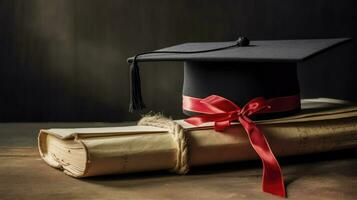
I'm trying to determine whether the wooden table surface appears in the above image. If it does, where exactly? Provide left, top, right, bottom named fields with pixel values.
left=0, top=123, right=356, bottom=200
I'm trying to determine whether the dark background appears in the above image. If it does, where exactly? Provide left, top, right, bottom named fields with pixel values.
left=0, top=0, right=356, bottom=122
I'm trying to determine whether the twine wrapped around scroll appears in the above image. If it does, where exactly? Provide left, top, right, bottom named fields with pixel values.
left=138, top=115, right=190, bottom=174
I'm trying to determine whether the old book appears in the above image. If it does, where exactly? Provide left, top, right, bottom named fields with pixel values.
left=38, top=98, right=357, bottom=178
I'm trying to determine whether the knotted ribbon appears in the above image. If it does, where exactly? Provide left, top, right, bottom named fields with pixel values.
left=183, top=94, right=300, bottom=197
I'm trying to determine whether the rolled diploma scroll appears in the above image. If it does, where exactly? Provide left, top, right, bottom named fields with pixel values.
left=77, top=113, right=357, bottom=177
left=39, top=99, right=357, bottom=177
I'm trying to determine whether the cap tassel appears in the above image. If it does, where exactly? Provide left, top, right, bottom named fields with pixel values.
left=128, top=36, right=250, bottom=112
left=129, top=60, right=145, bottom=112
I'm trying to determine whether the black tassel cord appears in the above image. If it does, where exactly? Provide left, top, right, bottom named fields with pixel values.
left=129, top=37, right=250, bottom=112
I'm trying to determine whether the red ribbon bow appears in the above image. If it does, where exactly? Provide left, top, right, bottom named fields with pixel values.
left=184, top=95, right=286, bottom=197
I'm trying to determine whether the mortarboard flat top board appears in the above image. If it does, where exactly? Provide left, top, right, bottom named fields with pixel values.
left=128, top=38, right=350, bottom=63
left=128, top=37, right=351, bottom=118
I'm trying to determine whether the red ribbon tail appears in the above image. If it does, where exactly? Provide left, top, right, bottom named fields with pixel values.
left=262, top=162, right=286, bottom=197
left=239, top=117, right=286, bottom=198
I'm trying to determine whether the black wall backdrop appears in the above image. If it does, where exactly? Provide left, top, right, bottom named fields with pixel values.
left=0, top=0, right=356, bottom=122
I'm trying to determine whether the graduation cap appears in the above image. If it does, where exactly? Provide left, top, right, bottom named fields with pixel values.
left=128, top=37, right=350, bottom=117
left=127, top=37, right=350, bottom=197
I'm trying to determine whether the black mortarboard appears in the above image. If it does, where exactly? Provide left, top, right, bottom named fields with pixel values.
left=128, top=37, right=350, bottom=119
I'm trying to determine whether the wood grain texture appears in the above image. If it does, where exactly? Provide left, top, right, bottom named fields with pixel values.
left=0, top=147, right=356, bottom=200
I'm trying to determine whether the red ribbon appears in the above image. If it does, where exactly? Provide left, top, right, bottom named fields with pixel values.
left=183, top=94, right=300, bottom=197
